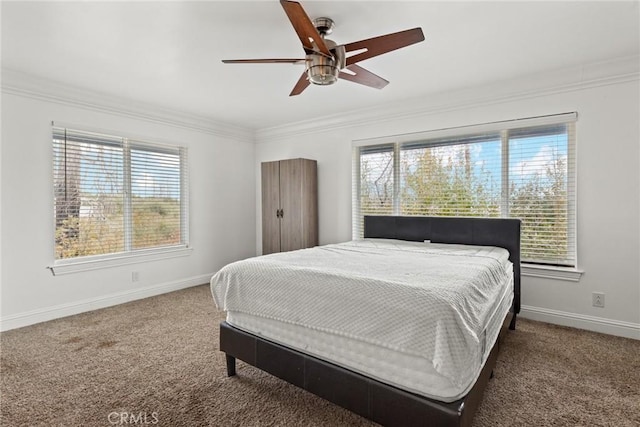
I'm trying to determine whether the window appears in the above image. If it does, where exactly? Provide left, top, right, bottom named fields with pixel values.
left=53, top=126, right=189, bottom=263
left=353, top=113, right=576, bottom=267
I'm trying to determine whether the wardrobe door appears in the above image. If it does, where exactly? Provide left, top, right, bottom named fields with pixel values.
left=279, top=158, right=318, bottom=252
left=261, top=161, right=281, bottom=255
left=300, top=159, right=318, bottom=249
left=279, top=159, right=304, bottom=252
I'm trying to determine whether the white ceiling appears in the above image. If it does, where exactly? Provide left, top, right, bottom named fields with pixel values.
left=2, top=1, right=639, bottom=130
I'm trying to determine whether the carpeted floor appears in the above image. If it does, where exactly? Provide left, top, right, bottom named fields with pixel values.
left=1, top=285, right=639, bottom=427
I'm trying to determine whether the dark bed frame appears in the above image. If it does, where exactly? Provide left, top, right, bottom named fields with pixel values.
left=219, top=216, right=521, bottom=427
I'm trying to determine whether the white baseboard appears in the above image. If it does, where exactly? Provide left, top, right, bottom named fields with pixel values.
left=520, top=305, right=640, bottom=340
left=0, top=273, right=214, bottom=332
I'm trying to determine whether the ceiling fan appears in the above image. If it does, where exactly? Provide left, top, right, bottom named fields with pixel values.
left=222, top=0, right=425, bottom=96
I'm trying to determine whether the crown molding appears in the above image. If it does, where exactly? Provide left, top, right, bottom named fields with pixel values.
left=255, top=55, right=640, bottom=142
left=3, top=55, right=638, bottom=145
left=1, top=68, right=255, bottom=144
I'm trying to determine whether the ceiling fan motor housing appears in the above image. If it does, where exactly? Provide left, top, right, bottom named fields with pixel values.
left=306, top=38, right=345, bottom=86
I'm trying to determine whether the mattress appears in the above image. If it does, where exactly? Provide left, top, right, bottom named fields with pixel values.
left=211, top=239, right=514, bottom=402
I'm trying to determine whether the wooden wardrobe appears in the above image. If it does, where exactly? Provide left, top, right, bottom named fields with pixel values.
left=261, top=158, right=318, bottom=255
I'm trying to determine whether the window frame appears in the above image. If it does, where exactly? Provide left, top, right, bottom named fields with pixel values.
left=49, top=125, right=190, bottom=275
left=352, top=113, right=583, bottom=281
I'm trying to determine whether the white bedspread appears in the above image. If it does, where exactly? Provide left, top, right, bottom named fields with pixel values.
left=210, top=239, right=512, bottom=391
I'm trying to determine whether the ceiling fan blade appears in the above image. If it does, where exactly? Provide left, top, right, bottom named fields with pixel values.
left=342, top=27, right=425, bottom=66
left=289, top=71, right=310, bottom=96
left=280, top=0, right=332, bottom=58
left=338, top=64, right=389, bottom=89
left=222, top=59, right=305, bottom=64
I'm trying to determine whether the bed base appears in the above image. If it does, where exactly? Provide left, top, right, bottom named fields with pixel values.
left=221, top=311, right=512, bottom=427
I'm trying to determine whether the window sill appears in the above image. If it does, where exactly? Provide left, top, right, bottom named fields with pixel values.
left=48, top=246, right=193, bottom=276
left=522, top=263, right=583, bottom=282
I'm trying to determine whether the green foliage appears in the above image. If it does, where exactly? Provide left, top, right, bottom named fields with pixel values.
left=400, top=146, right=500, bottom=217
left=132, top=197, right=180, bottom=250
left=359, top=145, right=569, bottom=264
left=509, top=156, right=568, bottom=262
left=55, top=196, right=180, bottom=259
left=55, top=216, right=125, bottom=259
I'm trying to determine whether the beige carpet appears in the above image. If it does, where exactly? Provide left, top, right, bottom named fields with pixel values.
left=1, top=285, right=639, bottom=426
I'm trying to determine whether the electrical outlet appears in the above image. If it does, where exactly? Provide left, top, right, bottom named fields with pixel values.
left=592, top=292, right=605, bottom=308
left=132, top=271, right=140, bottom=282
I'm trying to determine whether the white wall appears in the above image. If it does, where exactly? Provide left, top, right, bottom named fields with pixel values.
left=255, top=59, right=640, bottom=339
left=0, top=78, right=256, bottom=330
left=2, top=59, right=638, bottom=339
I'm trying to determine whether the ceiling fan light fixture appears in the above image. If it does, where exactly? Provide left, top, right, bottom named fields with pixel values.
left=307, top=64, right=338, bottom=85
left=306, top=41, right=345, bottom=86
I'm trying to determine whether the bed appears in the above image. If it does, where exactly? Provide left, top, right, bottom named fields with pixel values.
left=211, top=215, right=521, bottom=427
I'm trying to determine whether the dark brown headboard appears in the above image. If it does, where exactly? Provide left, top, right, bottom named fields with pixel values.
left=364, top=215, right=521, bottom=315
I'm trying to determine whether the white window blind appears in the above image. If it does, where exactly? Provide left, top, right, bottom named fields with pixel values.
left=353, top=113, right=577, bottom=267
left=53, top=126, right=189, bottom=261
left=352, top=144, right=396, bottom=238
